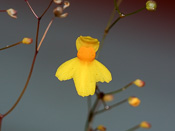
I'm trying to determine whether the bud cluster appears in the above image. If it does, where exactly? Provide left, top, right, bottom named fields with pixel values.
left=53, top=0, right=70, bottom=18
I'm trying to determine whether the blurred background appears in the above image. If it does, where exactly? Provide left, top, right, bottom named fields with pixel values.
left=0, top=0, right=175, bottom=130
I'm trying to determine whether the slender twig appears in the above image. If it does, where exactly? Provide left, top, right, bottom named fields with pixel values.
left=114, top=0, right=121, bottom=14
left=85, top=98, right=100, bottom=131
left=25, top=0, right=39, bottom=19
left=94, top=99, right=128, bottom=115
left=106, top=8, right=116, bottom=29
left=40, top=0, right=53, bottom=18
left=107, top=17, right=121, bottom=33
left=3, top=53, right=37, bottom=117
left=35, top=20, right=40, bottom=52
left=2, top=0, right=53, bottom=118
left=126, top=125, right=140, bottom=131
left=37, top=17, right=55, bottom=51
left=0, top=42, right=21, bottom=51
left=106, top=82, right=133, bottom=95
left=125, top=7, right=146, bottom=17
left=96, top=8, right=116, bottom=58
left=117, top=0, right=123, bottom=7
left=0, top=10, right=6, bottom=12
left=97, top=6, right=145, bottom=59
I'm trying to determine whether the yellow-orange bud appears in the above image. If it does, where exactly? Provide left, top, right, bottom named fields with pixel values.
left=133, top=79, right=145, bottom=87
left=140, top=121, right=151, bottom=129
left=103, top=94, right=114, bottom=102
left=22, top=38, right=33, bottom=45
left=97, top=125, right=106, bottom=131
left=128, top=96, right=141, bottom=107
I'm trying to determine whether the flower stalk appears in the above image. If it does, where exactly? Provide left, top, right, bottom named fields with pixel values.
left=106, top=82, right=133, bottom=95
left=94, top=98, right=128, bottom=115
left=0, top=42, right=22, bottom=51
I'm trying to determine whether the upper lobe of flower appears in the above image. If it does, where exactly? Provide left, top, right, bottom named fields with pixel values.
left=76, top=36, right=100, bottom=52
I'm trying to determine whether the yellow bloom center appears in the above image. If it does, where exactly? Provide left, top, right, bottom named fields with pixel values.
left=77, top=46, right=96, bottom=61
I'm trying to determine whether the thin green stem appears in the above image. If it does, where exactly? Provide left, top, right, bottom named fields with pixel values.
left=126, top=125, right=140, bottom=131
left=96, top=33, right=107, bottom=58
left=106, top=17, right=121, bottom=33
left=117, top=0, right=124, bottom=7
left=94, top=98, right=128, bottom=115
left=125, top=7, right=145, bottom=17
left=85, top=98, right=100, bottom=131
left=106, top=8, right=116, bottom=30
left=3, top=53, right=38, bottom=117
left=0, top=42, right=22, bottom=51
left=106, top=82, right=133, bottom=95
left=114, top=0, right=121, bottom=14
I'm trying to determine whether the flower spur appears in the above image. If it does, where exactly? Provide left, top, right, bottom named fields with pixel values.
left=55, top=36, right=112, bottom=97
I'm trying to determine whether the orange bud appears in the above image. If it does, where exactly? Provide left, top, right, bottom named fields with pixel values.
left=133, top=79, right=145, bottom=87
left=128, top=96, right=141, bottom=107
left=140, top=121, right=151, bottom=129
left=22, top=38, right=33, bottom=44
left=97, top=125, right=106, bottom=131
left=103, top=94, right=114, bottom=102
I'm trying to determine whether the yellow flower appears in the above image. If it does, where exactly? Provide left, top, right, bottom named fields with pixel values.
left=55, top=36, right=112, bottom=97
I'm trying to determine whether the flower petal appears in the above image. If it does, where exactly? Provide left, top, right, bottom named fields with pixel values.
left=92, top=60, right=112, bottom=83
left=73, top=61, right=96, bottom=97
left=55, top=58, right=78, bottom=81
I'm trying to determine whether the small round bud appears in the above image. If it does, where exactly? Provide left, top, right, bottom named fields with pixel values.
left=6, top=8, right=17, bottom=19
left=146, top=0, right=157, bottom=11
left=103, top=94, right=114, bottom=102
left=53, top=0, right=62, bottom=5
left=22, top=38, right=33, bottom=44
left=140, top=121, right=151, bottom=129
left=63, top=1, right=70, bottom=9
left=128, top=96, right=141, bottom=107
left=53, top=7, right=63, bottom=17
left=97, top=125, right=106, bottom=131
left=133, top=79, right=145, bottom=87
